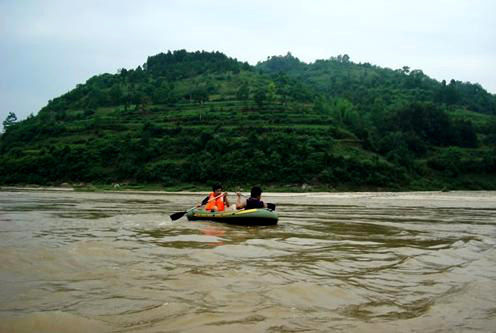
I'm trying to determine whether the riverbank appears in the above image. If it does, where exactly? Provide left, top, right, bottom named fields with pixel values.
left=3, top=173, right=496, bottom=193
left=0, top=183, right=430, bottom=196
left=3, top=185, right=496, bottom=208
left=0, top=182, right=439, bottom=194
left=0, top=183, right=380, bottom=194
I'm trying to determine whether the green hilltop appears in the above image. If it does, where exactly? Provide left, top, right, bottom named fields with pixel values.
left=1, top=50, right=496, bottom=191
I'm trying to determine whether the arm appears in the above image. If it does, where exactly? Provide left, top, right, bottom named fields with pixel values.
left=235, top=192, right=246, bottom=209
left=196, top=195, right=209, bottom=208
left=224, top=192, right=230, bottom=207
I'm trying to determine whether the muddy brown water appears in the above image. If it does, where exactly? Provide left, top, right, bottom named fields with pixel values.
left=0, top=189, right=495, bottom=332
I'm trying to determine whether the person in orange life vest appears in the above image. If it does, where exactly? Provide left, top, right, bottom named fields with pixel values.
left=198, top=183, right=230, bottom=211
left=236, top=186, right=267, bottom=210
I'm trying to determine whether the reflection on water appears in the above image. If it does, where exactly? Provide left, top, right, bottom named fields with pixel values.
left=0, top=190, right=496, bottom=332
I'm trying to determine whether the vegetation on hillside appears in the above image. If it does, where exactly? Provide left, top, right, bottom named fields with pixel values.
left=1, top=50, right=495, bottom=190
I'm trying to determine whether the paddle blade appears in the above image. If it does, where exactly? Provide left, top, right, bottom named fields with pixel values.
left=170, top=211, right=186, bottom=221
left=267, top=203, right=276, bottom=211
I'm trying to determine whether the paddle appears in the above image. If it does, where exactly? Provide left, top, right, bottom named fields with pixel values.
left=169, top=193, right=224, bottom=221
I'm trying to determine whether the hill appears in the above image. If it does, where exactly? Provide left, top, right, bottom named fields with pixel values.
left=1, top=50, right=495, bottom=191
left=257, top=52, right=496, bottom=115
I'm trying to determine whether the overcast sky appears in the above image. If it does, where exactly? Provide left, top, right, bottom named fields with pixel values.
left=1, top=0, right=495, bottom=122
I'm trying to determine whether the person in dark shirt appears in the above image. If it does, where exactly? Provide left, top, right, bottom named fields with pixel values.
left=236, top=186, right=267, bottom=210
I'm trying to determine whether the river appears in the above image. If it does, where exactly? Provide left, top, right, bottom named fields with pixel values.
left=0, top=189, right=495, bottom=332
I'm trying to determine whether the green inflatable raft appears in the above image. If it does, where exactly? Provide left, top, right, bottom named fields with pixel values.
left=186, top=208, right=278, bottom=226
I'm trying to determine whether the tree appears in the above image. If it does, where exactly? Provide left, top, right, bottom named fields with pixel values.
left=266, top=81, right=277, bottom=103
left=453, top=120, right=478, bottom=148
left=2, top=112, right=17, bottom=131
left=333, top=98, right=354, bottom=125
left=254, top=86, right=267, bottom=107
left=191, top=86, right=209, bottom=104
left=236, top=83, right=250, bottom=100
left=444, top=79, right=460, bottom=105
left=109, top=84, right=123, bottom=105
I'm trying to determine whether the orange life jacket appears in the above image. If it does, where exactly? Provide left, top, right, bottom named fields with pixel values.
left=205, top=192, right=225, bottom=211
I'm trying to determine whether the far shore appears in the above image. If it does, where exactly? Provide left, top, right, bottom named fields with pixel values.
left=1, top=185, right=493, bottom=196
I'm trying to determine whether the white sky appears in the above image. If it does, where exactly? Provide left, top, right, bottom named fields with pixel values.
left=1, top=0, right=495, bottom=122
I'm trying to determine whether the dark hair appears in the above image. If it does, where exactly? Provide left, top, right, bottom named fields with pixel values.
left=212, top=183, right=223, bottom=192
left=250, top=186, right=262, bottom=198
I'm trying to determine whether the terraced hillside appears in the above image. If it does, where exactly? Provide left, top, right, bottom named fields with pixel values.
left=1, top=50, right=495, bottom=190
